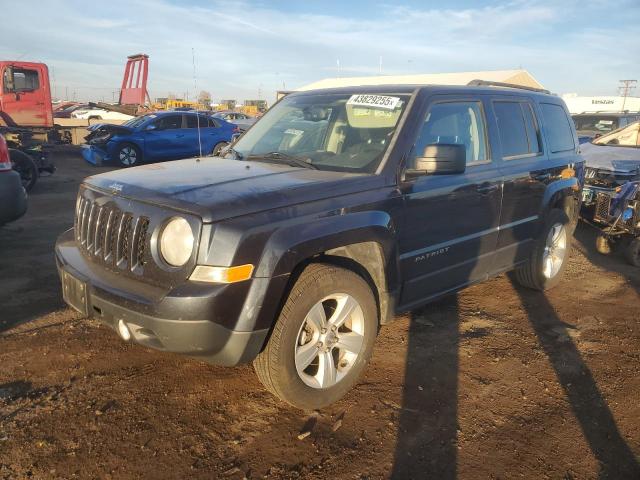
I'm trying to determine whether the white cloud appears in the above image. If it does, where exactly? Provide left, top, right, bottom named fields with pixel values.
left=1, top=0, right=638, bottom=102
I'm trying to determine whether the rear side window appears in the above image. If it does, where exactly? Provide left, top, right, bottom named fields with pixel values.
left=494, top=101, right=540, bottom=158
left=185, top=115, right=211, bottom=128
left=540, top=103, right=575, bottom=153
left=413, top=101, right=488, bottom=165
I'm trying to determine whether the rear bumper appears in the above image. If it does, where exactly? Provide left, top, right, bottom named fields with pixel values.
left=0, top=171, right=27, bottom=225
left=55, top=229, right=271, bottom=366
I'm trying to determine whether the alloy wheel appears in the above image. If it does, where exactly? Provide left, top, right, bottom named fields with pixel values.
left=294, top=293, right=365, bottom=389
left=542, top=222, right=567, bottom=279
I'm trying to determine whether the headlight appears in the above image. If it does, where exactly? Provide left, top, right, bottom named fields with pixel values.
left=159, top=217, right=194, bottom=267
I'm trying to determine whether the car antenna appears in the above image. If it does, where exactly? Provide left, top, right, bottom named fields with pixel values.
left=192, top=47, right=203, bottom=160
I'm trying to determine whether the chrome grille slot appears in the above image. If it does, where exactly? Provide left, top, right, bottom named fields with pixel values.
left=116, top=214, right=133, bottom=268
left=85, top=203, right=97, bottom=251
left=103, top=208, right=120, bottom=262
left=133, top=217, right=150, bottom=269
left=93, top=206, right=107, bottom=256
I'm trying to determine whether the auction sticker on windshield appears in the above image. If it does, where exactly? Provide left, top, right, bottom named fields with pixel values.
left=347, top=94, right=400, bottom=110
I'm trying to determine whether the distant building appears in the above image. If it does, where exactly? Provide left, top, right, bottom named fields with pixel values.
left=296, top=69, right=544, bottom=91
left=561, top=94, right=640, bottom=114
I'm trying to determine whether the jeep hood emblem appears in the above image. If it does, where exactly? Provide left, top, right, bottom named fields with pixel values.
left=108, top=182, right=124, bottom=192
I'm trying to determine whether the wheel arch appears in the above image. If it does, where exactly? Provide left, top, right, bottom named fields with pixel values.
left=541, top=179, right=580, bottom=231
left=255, top=212, right=401, bottom=327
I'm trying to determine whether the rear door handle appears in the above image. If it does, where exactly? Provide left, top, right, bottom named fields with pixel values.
left=477, top=183, right=499, bottom=194
left=176, top=134, right=185, bottom=138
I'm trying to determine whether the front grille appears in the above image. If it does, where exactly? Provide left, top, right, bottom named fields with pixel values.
left=75, top=196, right=150, bottom=273
left=594, top=192, right=612, bottom=223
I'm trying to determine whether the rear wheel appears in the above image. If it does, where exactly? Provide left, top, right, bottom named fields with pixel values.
left=9, top=149, right=38, bottom=192
left=211, top=141, right=229, bottom=156
left=624, top=237, right=640, bottom=267
left=254, top=263, right=378, bottom=410
left=513, top=208, right=571, bottom=291
left=117, top=143, right=141, bottom=168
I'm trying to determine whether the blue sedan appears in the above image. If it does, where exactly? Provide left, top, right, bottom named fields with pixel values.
left=82, top=111, right=238, bottom=167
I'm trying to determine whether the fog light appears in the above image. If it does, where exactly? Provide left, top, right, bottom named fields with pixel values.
left=117, top=319, right=131, bottom=341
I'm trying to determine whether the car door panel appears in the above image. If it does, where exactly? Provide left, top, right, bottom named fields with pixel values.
left=490, top=98, right=551, bottom=273
left=397, top=95, right=502, bottom=308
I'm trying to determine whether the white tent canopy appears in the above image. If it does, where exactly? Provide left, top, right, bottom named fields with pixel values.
left=297, top=69, right=544, bottom=91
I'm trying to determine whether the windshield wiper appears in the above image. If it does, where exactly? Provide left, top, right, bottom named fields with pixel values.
left=246, top=151, right=317, bottom=170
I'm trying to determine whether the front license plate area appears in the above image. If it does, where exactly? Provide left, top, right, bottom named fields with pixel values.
left=61, top=270, right=89, bottom=316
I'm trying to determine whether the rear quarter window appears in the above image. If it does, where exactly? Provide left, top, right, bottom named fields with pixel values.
left=540, top=103, right=575, bottom=153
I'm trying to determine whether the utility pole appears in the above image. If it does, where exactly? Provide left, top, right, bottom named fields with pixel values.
left=618, top=79, right=637, bottom=112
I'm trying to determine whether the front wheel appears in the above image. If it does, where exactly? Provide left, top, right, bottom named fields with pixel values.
left=253, top=263, right=378, bottom=410
left=9, top=149, right=38, bottom=192
left=513, top=208, right=571, bottom=291
left=117, top=143, right=141, bottom=168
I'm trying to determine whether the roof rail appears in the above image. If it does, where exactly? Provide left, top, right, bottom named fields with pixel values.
left=467, top=79, right=550, bottom=94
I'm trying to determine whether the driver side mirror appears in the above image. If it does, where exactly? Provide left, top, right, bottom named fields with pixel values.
left=405, top=144, right=466, bottom=179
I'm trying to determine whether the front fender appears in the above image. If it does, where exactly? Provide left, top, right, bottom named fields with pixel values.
left=255, top=210, right=399, bottom=281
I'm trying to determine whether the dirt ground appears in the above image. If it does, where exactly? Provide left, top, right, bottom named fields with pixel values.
left=1, top=151, right=639, bottom=480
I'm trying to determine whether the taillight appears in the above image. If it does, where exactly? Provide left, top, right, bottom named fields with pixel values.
left=0, top=135, right=11, bottom=171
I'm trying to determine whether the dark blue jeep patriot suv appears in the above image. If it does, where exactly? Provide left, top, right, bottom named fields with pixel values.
left=56, top=82, right=583, bottom=409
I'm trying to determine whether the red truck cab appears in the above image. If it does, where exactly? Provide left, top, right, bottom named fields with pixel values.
left=0, top=61, right=53, bottom=128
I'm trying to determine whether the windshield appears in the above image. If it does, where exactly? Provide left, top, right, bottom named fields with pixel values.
left=231, top=92, right=410, bottom=173
left=123, top=115, right=153, bottom=129
left=573, top=115, right=619, bottom=133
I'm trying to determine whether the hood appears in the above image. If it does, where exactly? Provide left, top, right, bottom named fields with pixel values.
left=85, top=124, right=133, bottom=144
left=84, top=157, right=380, bottom=222
left=580, top=142, right=640, bottom=174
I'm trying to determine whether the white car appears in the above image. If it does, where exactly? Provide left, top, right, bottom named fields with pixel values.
left=72, top=108, right=133, bottom=121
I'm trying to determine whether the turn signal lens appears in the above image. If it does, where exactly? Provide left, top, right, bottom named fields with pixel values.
left=190, top=264, right=254, bottom=283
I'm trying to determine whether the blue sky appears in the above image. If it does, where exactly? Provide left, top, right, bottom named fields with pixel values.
left=1, top=0, right=638, bottom=103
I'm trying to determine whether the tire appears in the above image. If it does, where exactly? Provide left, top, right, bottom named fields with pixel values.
left=211, top=141, right=229, bottom=157
left=513, top=208, right=572, bottom=291
left=624, top=238, right=640, bottom=267
left=254, top=263, right=378, bottom=410
left=595, top=234, right=613, bottom=255
left=117, top=143, right=141, bottom=168
left=9, top=149, right=38, bottom=192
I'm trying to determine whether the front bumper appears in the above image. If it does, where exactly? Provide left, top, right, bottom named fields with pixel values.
left=81, top=144, right=110, bottom=166
left=55, top=229, right=270, bottom=366
left=0, top=171, right=27, bottom=225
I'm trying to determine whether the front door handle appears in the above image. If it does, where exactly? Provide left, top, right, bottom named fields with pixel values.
left=531, top=172, right=551, bottom=182
left=477, top=183, right=499, bottom=195
left=176, top=134, right=185, bottom=138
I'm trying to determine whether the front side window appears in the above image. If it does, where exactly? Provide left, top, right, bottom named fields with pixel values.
left=540, top=103, right=575, bottom=153
left=494, top=101, right=535, bottom=158
left=232, top=92, right=410, bottom=173
left=154, top=115, right=182, bottom=130
left=412, top=101, right=488, bottom=165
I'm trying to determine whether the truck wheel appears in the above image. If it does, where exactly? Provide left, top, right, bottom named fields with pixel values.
left=513, top=208, right=571, bottom=291
left=9, top=149, right=38, bottom=192
left=211, top=141, right=229, bottom=156
left=254, top=263, right=378, bottom=410
left=117, top=143, right=141, bottom=167
left=595, top=234, right=613, bottom=255
left=624, top=238, right=640, bottom=267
